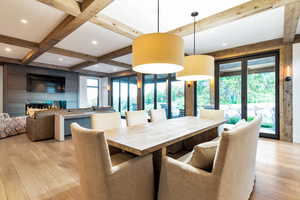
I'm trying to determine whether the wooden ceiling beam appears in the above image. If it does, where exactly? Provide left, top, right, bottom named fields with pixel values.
left=168, top=0, right=300, bottom=37
left=37, top=0, right=143, bottom=39
left=0, top=34, right=39, bottom=50
left=71, top=46, right=132, bottom=70
left=48, top=47, right=98, bottom=62
left=0, top=34, right=98, bottom=62
left=283, top=1, right=300, bottom=43
left=207, top=35, right=300, bottom=60
left=101, top=60, right=132, bottom=69
left=0, top=56, right=108, bottom=77
left=22, top=0, right=113, bottom=64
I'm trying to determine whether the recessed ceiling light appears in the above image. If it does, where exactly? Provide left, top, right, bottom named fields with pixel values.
left=20, top=19, right=28, bottom=24
left=222, top=42, right=228, bottom=47
left=58, top=58, right=64, bottom=61
left=5, top=47, right=12, bottom=52
left=91, top=40, right=98, bottom=45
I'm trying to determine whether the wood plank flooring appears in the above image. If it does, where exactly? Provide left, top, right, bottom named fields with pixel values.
left=0, top=134, right=299, bottom=200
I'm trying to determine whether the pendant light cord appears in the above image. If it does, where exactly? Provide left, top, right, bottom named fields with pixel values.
left=157, top=0, right=160, bottom=33
left=193, top=16, right=196, bottom=55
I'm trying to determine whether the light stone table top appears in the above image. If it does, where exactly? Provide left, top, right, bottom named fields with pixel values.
left=105, top=116, right=226, bottom=156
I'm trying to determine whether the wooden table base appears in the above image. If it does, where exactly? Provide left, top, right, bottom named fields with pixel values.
left=152, top=147, right=166, bottom=200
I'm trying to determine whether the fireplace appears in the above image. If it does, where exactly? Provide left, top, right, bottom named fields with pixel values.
left=25, top=101, right=67, bottom=114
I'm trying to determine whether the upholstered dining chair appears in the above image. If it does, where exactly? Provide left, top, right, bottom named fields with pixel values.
left=91, top=112, right=122, bottom=130
left=71, top=123, right=154, bottom=200
left=200, top=109, right=225, bottom=136
left=150, top=109, right=167, bottom=122
left=125, top=110, right=148, bottom=126
left=158, top=116, right=261, bottom=200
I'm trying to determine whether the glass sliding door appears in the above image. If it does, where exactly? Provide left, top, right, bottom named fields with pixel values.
left=171, top=80, right=185, bottom=118
left=156, top=74, right=168, bottom=117
left=143, top=74, right=155, bottom=112
left=112, top=75, right=138, bottom=117
left=142, top=73, right=185, bottom=119
left=129, top=76, right=138, bottom=111
left=120, top=77, right=128, bottom=116
left=216, top=52, right=279, bottom=139
left=112, top=79, right=120, bottom=112
left=218, top=61, right=242, bottom=125
left=195, top=79, right=214, bottom=116
left=247, top=56, right=278, bottom=136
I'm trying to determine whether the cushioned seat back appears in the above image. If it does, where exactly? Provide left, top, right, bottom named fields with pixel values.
left=213, top=117, right=261, bottom=200
left=150, top=109, right=167, bottom=122
left=71, top=123, right=112, bottom=200
left=200, top=109, right=225, bottom=136
left=91, top=112, right=121, bottom=131
left=125, top=110, right=148, bottom=126
left=199, top=109, right=224, bottom=120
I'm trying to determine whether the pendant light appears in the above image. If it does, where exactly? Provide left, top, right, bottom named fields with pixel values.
left=132, top=0, right=184, bottom=74
left=176, top=12, right=214, bottom=81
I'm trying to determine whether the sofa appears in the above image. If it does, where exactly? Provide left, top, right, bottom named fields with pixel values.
left=26, top=107, right=114, bottom=141
left=0, top=113, right=26, bottom=139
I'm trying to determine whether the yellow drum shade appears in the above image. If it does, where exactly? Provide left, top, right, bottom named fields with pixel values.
left=176, top=55, right=214, bottom=81
left=132, top=33, right=184, bottom=74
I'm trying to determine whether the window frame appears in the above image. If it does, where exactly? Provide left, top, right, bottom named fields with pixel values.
left=142, top=74, right=186, bottom=119
left=111, top=75, right=138, bottom=116
left=86, top=78, right=99, bottom=107
left=214, top=51, right=280, bottom=139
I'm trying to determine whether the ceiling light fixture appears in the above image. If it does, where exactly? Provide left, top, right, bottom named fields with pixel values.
left=222, top=42, right=228, bottom=47
left=58, top=58, right=64, bottom=61
left=176, top=12, right=214, bottom=81
left=91, top=40, right=98, bottom=45
left=5, top=47, right=12, bottom=52
left=20, top=19, right=28, bottom=24
left=132, top=0, right=184, bottom=74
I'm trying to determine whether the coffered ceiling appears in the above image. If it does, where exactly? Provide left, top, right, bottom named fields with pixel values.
left=0, top=0, right=299, bottom=75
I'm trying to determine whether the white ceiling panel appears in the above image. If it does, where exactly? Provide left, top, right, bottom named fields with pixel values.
left=113, top=54, right=132, bottom=65
left=85, top=63, right=126, bottom=73
left=184, top=7, right=284, bottom=54
left=0, top=43, right=30, bottom=59
left=0, top=0, right=66, bottom=42
left=34, top=53, right=84, bottom=67
left=101, top=0, right=251, bottom=33
left=55, top=22, right=132, bottom=57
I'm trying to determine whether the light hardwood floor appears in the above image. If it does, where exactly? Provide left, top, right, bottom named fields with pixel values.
left=0, top=134, right=299, bottom=200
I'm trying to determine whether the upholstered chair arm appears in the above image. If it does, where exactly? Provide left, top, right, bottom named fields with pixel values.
left=159, top=156, right=220, bottom=200
left=108, top=154, right=154, bottom=200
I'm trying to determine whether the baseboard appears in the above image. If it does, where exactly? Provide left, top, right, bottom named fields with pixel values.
left=293, top=136, right=300, bottom=144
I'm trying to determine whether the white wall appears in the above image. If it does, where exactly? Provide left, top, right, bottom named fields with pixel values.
left=293, top=43, right=300, bottom=143
left=0, top=65, right=3, bottom=113
left=78, top=76, right=109, bottom=108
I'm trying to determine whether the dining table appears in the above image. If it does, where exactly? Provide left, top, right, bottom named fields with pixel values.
left=104, top=116, right=226, bottom=199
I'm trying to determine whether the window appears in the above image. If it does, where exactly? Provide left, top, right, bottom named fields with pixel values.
left=195, top=79, right=214, bottom=116
left=143, top=74, right=185, bottom=119
left=112, top=76, right=138, bottom=116
left=86, top=78, right=99, bottom=107
left=170, top=78, right=185, bottom=118
left=215, top=52, right=279, bottom=139
left=143, top=74, right=155, bottom=112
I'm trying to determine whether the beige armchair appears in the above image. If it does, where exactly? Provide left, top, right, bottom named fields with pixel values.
left=200, top=109, right=225, bottom=136
left=159, top=116, right=261, bottom=200
left=91, top=112, right=121, bottom=130
left=150, top=109, right=167, bottom=122
left=71, top=123, right=154, bottom=200
left=125, top=110, right=148, bottom=126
